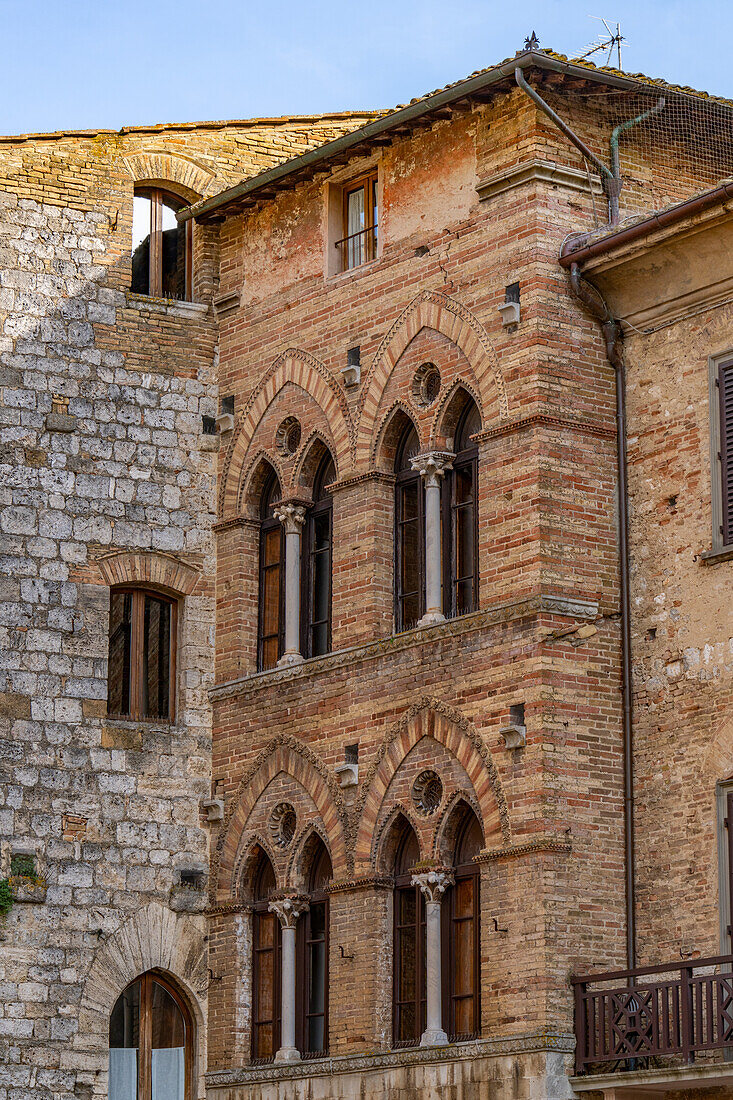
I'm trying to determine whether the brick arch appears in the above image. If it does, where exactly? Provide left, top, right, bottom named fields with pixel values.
left=214, top=737, right=348, bottom=898
left=429, top=378, right=483, bottom=450
left=433, top=791, right=484, bottom=863
left=72, top=901, right=206, bottom=1098
left=121, top=150, right=216, bottom=200
left=373, top=803, right=427, bottom=874
left=98, top=550, right=202, bottom=595
left=239, top=450, right=285, bottom=516
left=357, top=290, right=509, bottom=465
left=354, top=697, right=510, bottom=870
left=218, top=349, right=354, bottom=519
left=372, top=400, right=422, bottom=470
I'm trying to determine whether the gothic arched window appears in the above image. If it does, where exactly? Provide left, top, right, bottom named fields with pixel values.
left=132, top=186, right=192, bottom=301
left=252, top=851, right=280, bottom=1061
left=109, top=971, right=193, bottom=1100
left=394, top=423, right=424, bottom=632
left=258, top=470, right=284, bottom=671
left=297, top=839, right=332, bottom=1055
left=392, top=820, right=425, bottom=1046
left=444, top=399, right=480, bottom=618
left=302, top=453, right=335, bottom=658
left=443, top=806, right=482, bottom=1040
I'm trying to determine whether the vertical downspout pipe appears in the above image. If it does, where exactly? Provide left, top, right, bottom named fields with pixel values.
left=569, top=263, right=636, bottom=970
left=608, top=98, right=666, bottom=224
left=515, top=68, right=616, bottom=220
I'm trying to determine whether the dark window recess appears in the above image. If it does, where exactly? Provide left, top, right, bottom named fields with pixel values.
left=444, top=399, right=481, bottom=618
left=298, top=840, right=332, bottom=1057
left=345, top=743, right=359, bottom=764
left=252, top=852, right=281, bottom=1062
left=258, top=469, right=284, bottom=671
left=510, top=702, right=525, bottom=727
left=719, top=360, right=733, bottom=544
left=347, top=346, right=360, bottom=368
left=131, top=187, right=192, bottom=301
left=179, top=869, right=204, bottom=887
left=109, top=971, right=193, bottom=1100
left=392, top=823, right=426, bottom=1047
left=202, top=416, right=217, bottom=436
left=221, top=395, right=235, bottom=415
left=107, top=589, right=176, bottom=722
left=337, top=173, right=378, bottom=271
left=505, top=281, right=520, bottom=304
left=302, top=453, right=335, bottom=658
left=394, top=423, right=424, bottom=632
left=443, top=808, right=483, bottom=1041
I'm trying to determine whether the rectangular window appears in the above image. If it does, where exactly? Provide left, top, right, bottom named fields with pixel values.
left=393, top=885, right=426, bottom=1045
left=337, top=173, right=378, bottom=272
left=718, top=358, right=733, bottom=547
left=717, top=782, right=733, bottom=952
left=259, top=525, right=284, bottom=671
left=253, top=910, right=281, bottom=1061
left=107, top=589, right=176, bottom=722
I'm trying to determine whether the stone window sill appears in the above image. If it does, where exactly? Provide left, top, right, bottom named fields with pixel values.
left=102, top=717, right=180, bottom=749
left=325, top=258, right=379, bottom=285
left=699, top=545, right=733, bottom=565
left=125, top=291, right=209, bottom=319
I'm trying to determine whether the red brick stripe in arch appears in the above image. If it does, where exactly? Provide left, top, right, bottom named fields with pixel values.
left=356, top=290, right=510, bottom=465
left=354, top=698, right=511, bottom=871
left=97, top=550, right=202, bottom=595
left=215, top=740, right=349, bottom=899
left=219, top=348, right=354, bottom=518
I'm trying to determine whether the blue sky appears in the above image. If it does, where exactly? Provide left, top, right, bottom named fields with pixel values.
left=0, top=0, right=728, bottom=134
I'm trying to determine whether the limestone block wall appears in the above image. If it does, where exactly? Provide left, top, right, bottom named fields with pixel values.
left=0, top=111, right=376, bottom=1099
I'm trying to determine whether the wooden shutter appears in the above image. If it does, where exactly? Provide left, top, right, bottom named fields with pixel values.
left=725, top=791, right=733, bottom=945
left=719, top=361, right=733, bottom=544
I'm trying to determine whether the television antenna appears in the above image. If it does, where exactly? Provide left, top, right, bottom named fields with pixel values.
left=574, top=18, right=627, bottom=70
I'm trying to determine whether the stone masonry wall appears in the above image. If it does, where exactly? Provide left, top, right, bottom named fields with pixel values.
left=0, top=111, right=376, bottom=1100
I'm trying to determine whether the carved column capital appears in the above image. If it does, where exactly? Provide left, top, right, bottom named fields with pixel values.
left=411, top=866, right=454, bottom=903
left=268, top=893, right=309, bottom=928
left=410, top=451, right=454, bottom=488
left=272, top=502, right=307, bottom=534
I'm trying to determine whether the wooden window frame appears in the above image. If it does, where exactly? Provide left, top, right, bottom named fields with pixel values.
left=442, top=861, right=481, bottom=1041
left=133, top=186, right=193, bottom=301
left=711, top=354, right=733, bottom=551
left=252, top=902, right=282, bottom=1062
left=394, top=427, right=425, bottom=632
left=107, top=587, right=177, bottom=723
left=297, top=882, right=330, bottom=1056
left=110, top=970, right=194, bottom=1100
left=338, top=171, right=378, bottom=272
left=300, top=457, right=334, bottom=659
left=443, top=406, right=479, bottom=618
left=257, top=474, right=285, bottom=671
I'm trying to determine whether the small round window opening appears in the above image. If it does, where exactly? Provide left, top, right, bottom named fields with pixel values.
left=413, top=363, right=441, bottom=408
left=276, top=417, right=301, bottom=457
left=412, top=770, right=443, bottom=816
left=270, top=802, right=297, bottom=848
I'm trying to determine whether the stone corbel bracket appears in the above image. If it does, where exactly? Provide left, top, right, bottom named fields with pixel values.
left=202, top=798, right=225, bottom=823
left=499, top=722, right=526, bottom=750
left=213, top=290, right=240, bottom=320
left=334, top=762, right=358, bottom=788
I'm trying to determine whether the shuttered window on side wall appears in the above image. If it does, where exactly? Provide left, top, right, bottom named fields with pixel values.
left=719, top=360, right=733, bottom=545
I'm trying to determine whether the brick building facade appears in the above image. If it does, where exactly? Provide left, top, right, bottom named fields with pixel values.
left=2, top=45, right=733, bottom=1100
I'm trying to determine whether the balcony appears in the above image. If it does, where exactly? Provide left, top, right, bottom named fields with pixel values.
left=573, top=954, right=733, bottom=1095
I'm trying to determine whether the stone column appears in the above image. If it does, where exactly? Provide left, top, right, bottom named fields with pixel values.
left=411, top=867, right=454, bottom=1047
left=269, top=894, right=310, bottom=1062
left=272, top=502, right=306, bottom=667
left=410, top=452, right=454, bottom=627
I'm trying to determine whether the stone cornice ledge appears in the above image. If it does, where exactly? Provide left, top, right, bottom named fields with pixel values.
left=477, top=836, right=572, bottom=862
left=206, top=1031, right=575, bottom=1086
left=477, top=158, right=602, bottom=202
left=209, top=594, right=599, bottom=702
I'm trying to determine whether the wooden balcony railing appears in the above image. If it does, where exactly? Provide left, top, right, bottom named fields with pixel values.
left=573, top=954, right=733, bottom=1075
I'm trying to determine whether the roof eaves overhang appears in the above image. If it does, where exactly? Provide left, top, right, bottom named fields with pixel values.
left=559, top=180, right=733, bottom=268
left=181, top=50, right=667, bottom=225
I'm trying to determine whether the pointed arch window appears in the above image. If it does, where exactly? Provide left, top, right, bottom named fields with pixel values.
left=392, top=821, right=426, bottom=1046
left=258, top=471, right=284, bottom=671
left=394, top=424, right=424, bottom=632
left=252, top=851, right=281, bottom=1062
left=132, top=187, right=192, bottom=301
left=298, top=839, right=332, bottom=1056
left=109, top=971, right=194, bottom=1100
left=444, top=399, right=480, bottom=618
left=302, top=453, right=335, bottom=658
left=443, top=807, right=482, bottom=1040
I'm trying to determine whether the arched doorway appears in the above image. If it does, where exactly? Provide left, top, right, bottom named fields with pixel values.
left=109, top=970, right=193, bottom=1099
